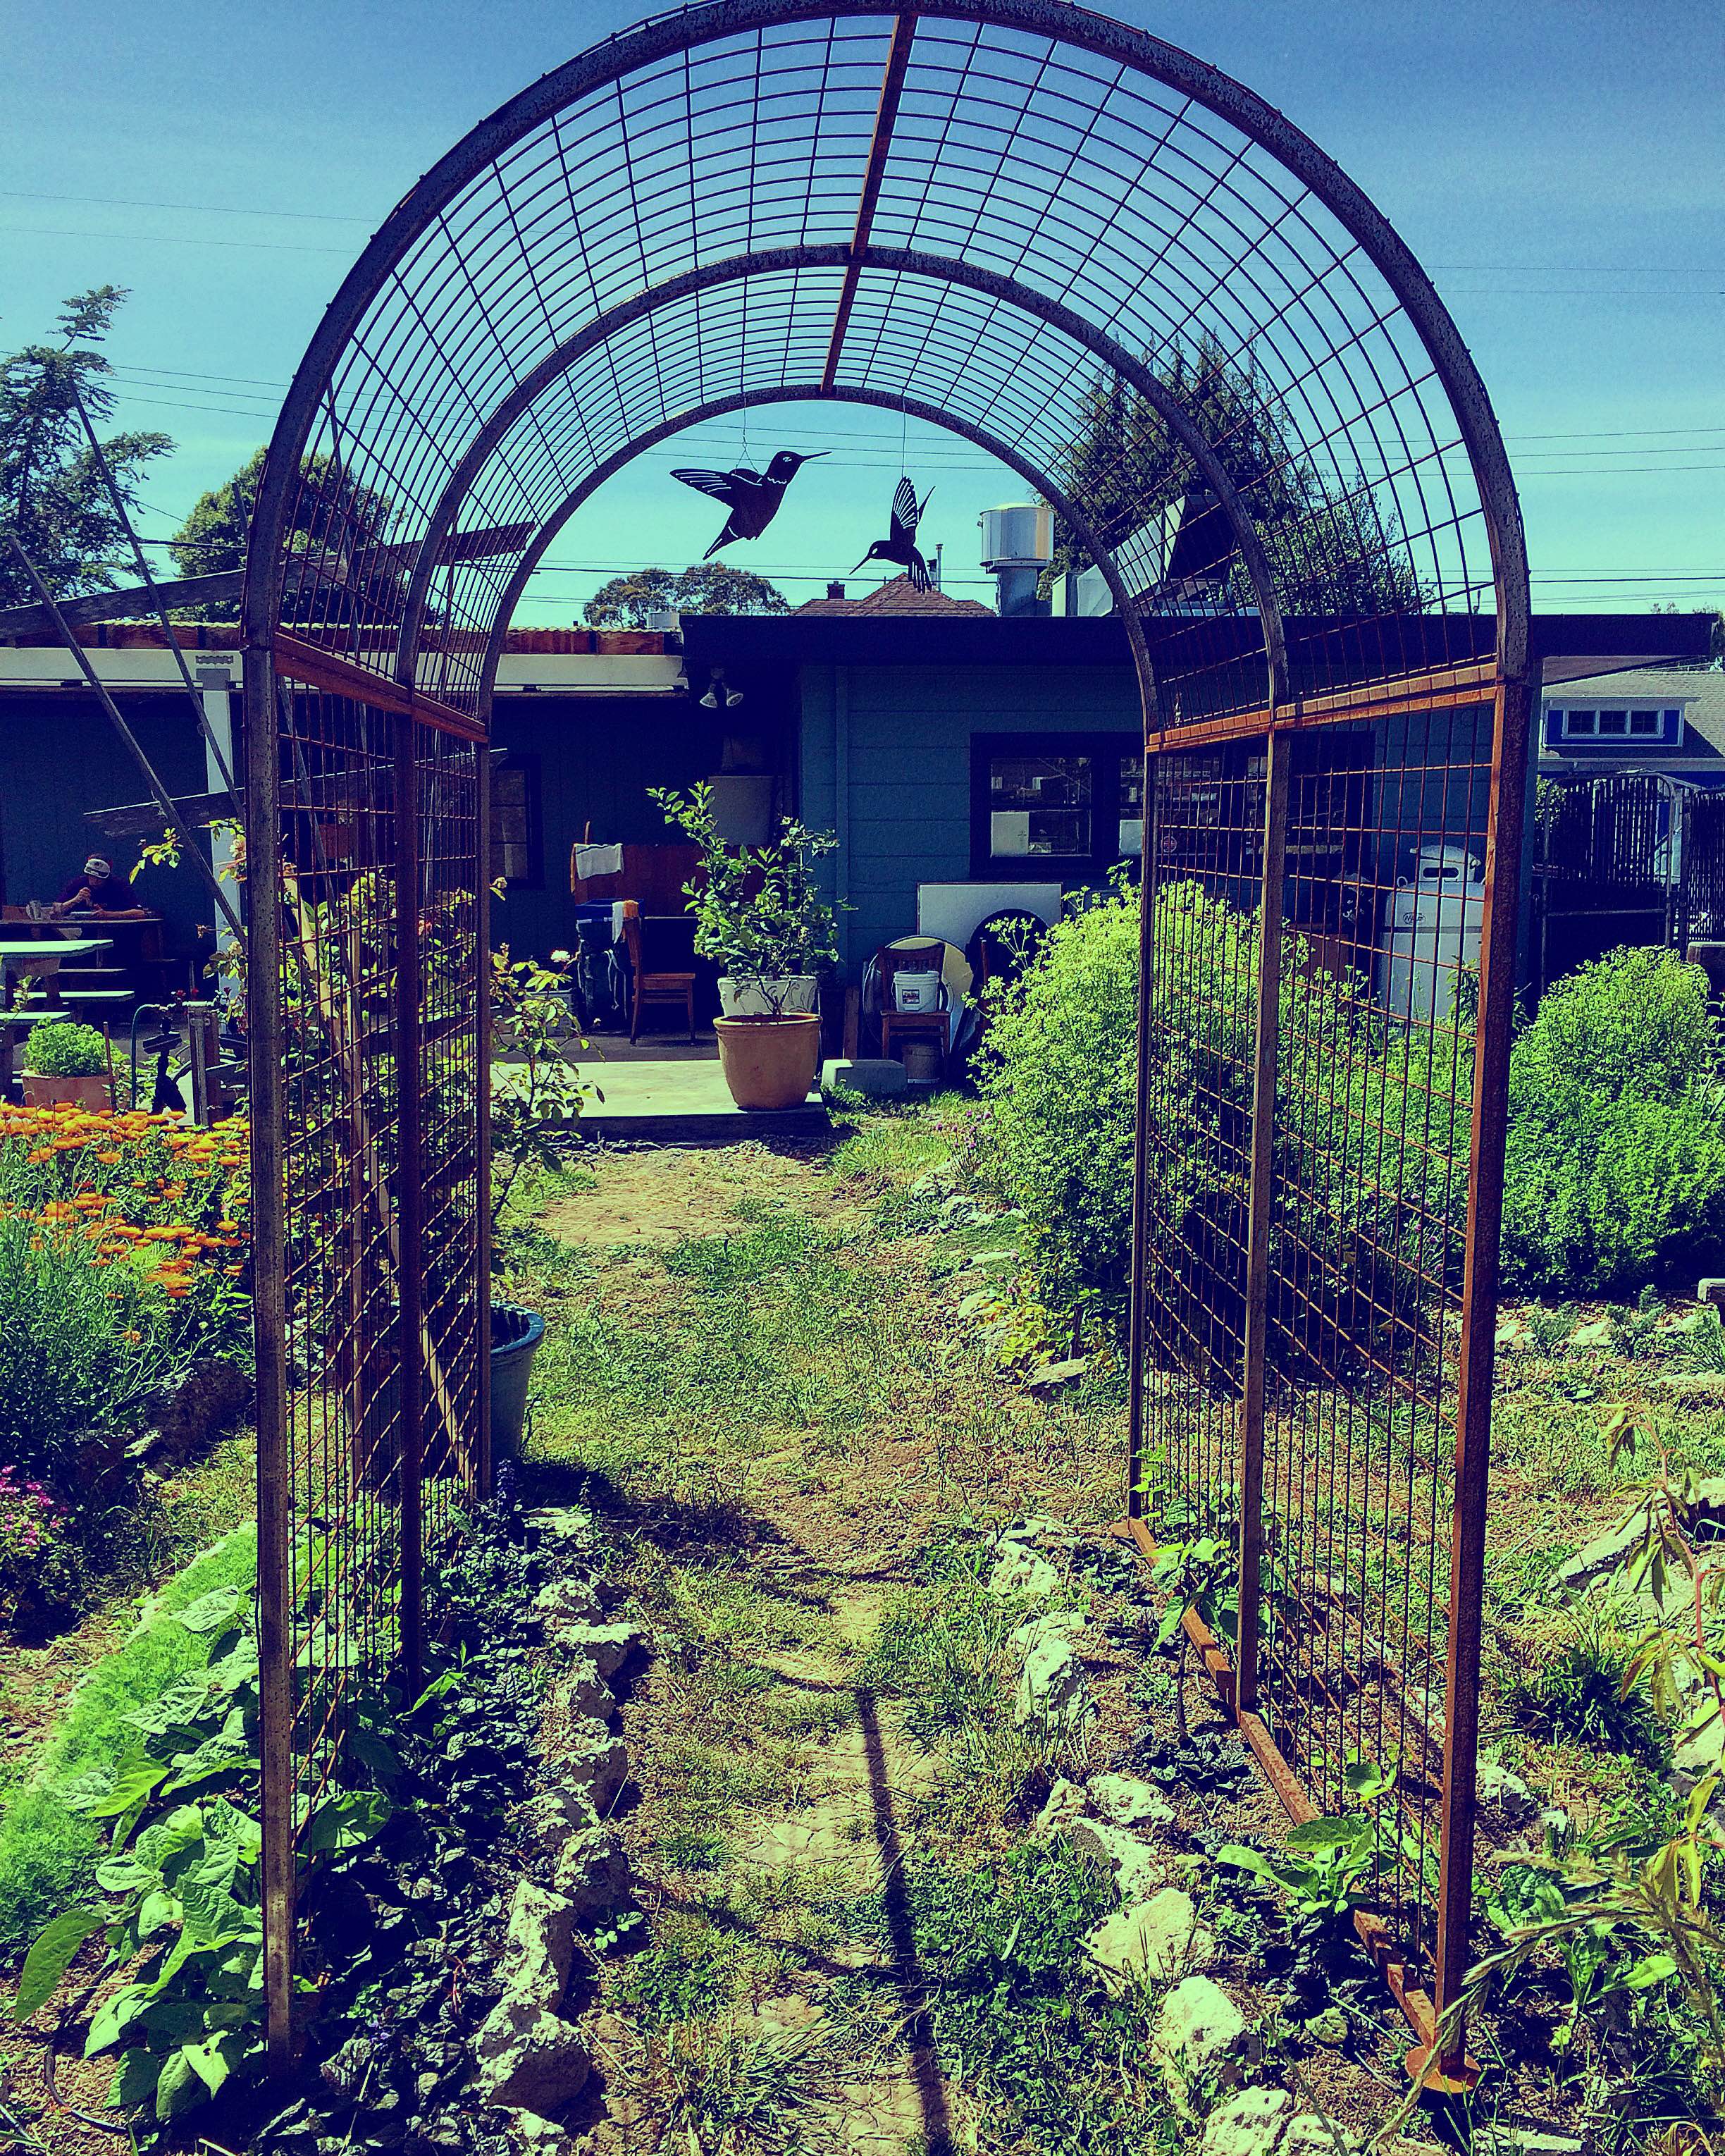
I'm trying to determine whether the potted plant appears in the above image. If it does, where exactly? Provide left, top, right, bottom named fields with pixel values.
left=19, top=1018, right=113, bottom=1109
left=650, top=782, right=841, bottom=1111
left=488, top=946, right=591, bottom=1453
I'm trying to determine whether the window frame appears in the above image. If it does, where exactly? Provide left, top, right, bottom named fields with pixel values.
left=970, top=730, right=1146, bottom=882
left=1545, top=703, right=1683, bottom=749
left=488, top=752, right=543, bottom=890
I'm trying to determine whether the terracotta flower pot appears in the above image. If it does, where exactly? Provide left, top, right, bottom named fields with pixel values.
left=713, top=1013, right=822, bottom=1111
left=22, top=1073, right=113, bottom=1110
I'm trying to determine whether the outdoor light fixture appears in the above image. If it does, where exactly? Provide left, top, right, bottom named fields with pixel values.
left=699, top=665, right=743, bottom=710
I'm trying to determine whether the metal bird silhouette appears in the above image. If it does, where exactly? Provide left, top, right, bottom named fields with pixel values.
left=670, top=450, right=826, bottom=558
left=854, top=477, right=934, bottom=591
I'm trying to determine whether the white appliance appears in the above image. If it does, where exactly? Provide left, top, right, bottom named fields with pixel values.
left=917, top=882, right=1063, bottom=949
left=1375, top=843, right=1485, bottom=1026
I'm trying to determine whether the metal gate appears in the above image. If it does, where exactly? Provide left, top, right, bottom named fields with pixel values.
left=1127, top=668, right=1528, bottom=2082
left=246, top=638, right=490, bottom=2057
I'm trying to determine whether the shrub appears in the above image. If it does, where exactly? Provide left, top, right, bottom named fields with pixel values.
left=1501, top=949, right=1725, bottom=1295
left=20, top=1020, right=107, bottom=1078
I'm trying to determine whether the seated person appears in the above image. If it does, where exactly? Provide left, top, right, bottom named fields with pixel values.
left=49, top=854, right=141, bottom=918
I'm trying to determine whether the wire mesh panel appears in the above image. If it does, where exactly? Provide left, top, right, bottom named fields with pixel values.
left=1132, top=689, right=1516, bottom=2064
left=247, top=668, right=488, bottom=2059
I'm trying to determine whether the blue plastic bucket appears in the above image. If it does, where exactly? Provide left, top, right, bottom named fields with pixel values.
left=490, top=1301, right=546, bottom=1457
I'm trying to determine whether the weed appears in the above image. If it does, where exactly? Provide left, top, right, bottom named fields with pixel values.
left=1512, top=1608, right=1668, bottom=1763
left=1524, top=1302, right=1579, bottom=1355
left=1683, top=1307, right=1725, bottom=1377
left=617, top=1934, right=738, bottom=2028
left=651, top=2011, right=861, bottom=2155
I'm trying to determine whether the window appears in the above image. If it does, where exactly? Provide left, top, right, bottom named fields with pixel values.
left=971, top=733, right=1144, bottom=880
left=1546, top=704, right=1683, bottom=748
left=490, top=758, right=541, bottom=887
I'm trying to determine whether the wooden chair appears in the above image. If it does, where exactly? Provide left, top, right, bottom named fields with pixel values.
left=875, top=942, right=952, bottom=1077
left=620, top=901, right=697, bottom=1044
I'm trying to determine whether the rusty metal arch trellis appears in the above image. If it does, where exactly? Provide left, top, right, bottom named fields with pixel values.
left=242, top=0, right=1531, bottom=2083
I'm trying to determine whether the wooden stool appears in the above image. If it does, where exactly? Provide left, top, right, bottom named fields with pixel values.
left=621, top=901, right=696, bottom=1044
left=875, top=944, right=952, bottom=1079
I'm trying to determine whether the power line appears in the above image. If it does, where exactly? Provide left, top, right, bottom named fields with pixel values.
left=2, top=222, right=352, bottom=256
left=0, top=186, right=373, bottom=223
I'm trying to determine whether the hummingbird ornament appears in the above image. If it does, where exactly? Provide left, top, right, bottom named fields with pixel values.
left=670, top=450, right=826, bottom=558
left=854, top=476, right=934, bottom=591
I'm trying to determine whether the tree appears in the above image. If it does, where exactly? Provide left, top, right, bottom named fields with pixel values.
left=169, top=444, right=397, bottom=624
left=0, top=288, right=172, bottom=608
left=583, top=562, right=789, bottom=628
left=1049, top=336, right=1424, bottom=617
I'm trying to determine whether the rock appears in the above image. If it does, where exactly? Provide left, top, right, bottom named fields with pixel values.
left=1570, top=1319, right=1612, bottom=1349
left=534, top=1577, right=604, bottom=1627
left=1281, top=2116, right=1341, bottom=2156
left=505, top=2110, right=581, bottom=2156
left=140, top=1358, right=252, bottom=1467
left=1301, top=2004, right=1349, bottom=2049
left=1152, top=1975, right=1246, bottom=2112
left=1473, top=1758, right=1538, bottom=1830
left=551, top=1657, right=613, bottom=1725
left=1654, top=1372, right=1725, bottom=1403
left=474, top=2001, right=591, bottom=2114
left=526, top=1506, right=597, bottom=1548
left=550, top=1824, right=632, bottom=1921
left=555, top=1723, right=629, bottom=1813
left=1000, top=1513, right=1077, bottom=1550
left=1087, top=1887, right=1213, bottom=1988
left=821, top=1057, right=907, bottom=1099
left=1087, top=1773, right=1175, bottom=1828
left=1032, top=1778, right=1089, bottom=1839
left=497, top=1882, right=578, bottom=2014
left=1010, top=1607, right=1087, bottom=1653
left=1067, top=1819, right=1168, bottom=1904
left=1555, top=1510, right=1650, bottom=1593
left=1699, top=1279, right=1725, bottom=1310
left=519, top=1783, right=600, bottom=1861
left=1013, top=1632, right=1094, bottom=1732
left=1025, top=1357, right=1087, bottom=1391
left=987, top=1548, right=1060, bottom=1601
left=1672, top=1715, right=1725, bottom=1792
left=1201, top=2087, right=1294, bottom=2156
left=546, top=1620, right=648, bottom=1682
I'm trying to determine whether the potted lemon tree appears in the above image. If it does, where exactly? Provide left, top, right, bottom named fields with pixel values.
left=20, top=1018, right=114, bottom=1109
left=650, top=782, right=841, bottom=1111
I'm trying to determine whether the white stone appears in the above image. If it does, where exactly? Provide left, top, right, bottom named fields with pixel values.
left=497, top=1881, right=578, bottom=2015
left=1010, top=1607, right=1087, bottom=1652
left=1087, top=1772, right=1175, bottom=1828
left=1281, top=2117, right=1341, bottom=2156
left=551, top=1656, right=613, bottom=1724
left=556, top=1723, right=629, bottom=1813
left=1013, top=1634, right=1093, bottom=1732
left=987, top=1548, right=1060, bottom=1601
left=1087, top=1887, right=1213, bottom=1988
left=1201, top=2087, right=1294, bottom=2156
left=551, top=1824, right=632, bottom=1921
left=1067, top=1818, right=1168, bottom=1904
left=526, top=1506, right=595, bottom=1546
left=1032, top=1778, right=1089, bottom=1839
left=474, top=2001, right=591, bottom=2113
left=518, top=1783, right=600, bottom=1861
left=505, top=2109, right=581, bottom=2156
left=547, top=1620, right=648, bottom=1682
left=1473, top=1758, right=1538, bottom=1830
left=1153, top=1975, right=1247, bottom=2112
left=533, top=1575, right=602, bottom=1626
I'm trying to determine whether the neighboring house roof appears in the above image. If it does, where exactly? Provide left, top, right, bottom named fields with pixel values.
left=1542, top=667, right=1725, bottom=760
left=794, top=574, right=995, bottom=617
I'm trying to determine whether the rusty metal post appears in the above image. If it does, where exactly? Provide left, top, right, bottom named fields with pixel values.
left=1428, top=670, right=1535, bottom=2081
left=245, top=645, right=296, bottom=2069
left=1125, top=753, right=1161, bottom=1522
left=475, top=744, right=495, bottom=1498
left=394, top=717, right=426, bottom=1693
left=1234, top=728, right=1291, bottom=1713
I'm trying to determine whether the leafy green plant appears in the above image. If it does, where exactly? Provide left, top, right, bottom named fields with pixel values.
left=1513, top=1606, right=1667, bottom=1762
left=1602, top=1409, right=1725, bottom=1740
left=1502, top=950, right=1725, bottom=1296
left=489, top=944, right=591, bottom=1226
left=1681, top=1306, right=1725, bottom=1376
left=1146, top=1533, right=1236, bottom=1749
left=20, top=1020, right=106, bottom=1078
left=1523, top=1300, right=1578, bottom=1355
left=650, top=782, right=841, bottom=1016
left=1219, top=1794, right=1380, bottom=1926
left=8, top=1582, right=387, bottom=2125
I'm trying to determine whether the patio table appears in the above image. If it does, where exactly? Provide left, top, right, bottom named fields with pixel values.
left=0, top=938, right=114, bottom=1006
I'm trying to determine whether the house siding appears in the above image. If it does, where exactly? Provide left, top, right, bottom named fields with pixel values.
left=801, top=660, right=1141, bottom=970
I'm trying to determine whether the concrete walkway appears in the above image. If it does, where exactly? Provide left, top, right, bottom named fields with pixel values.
left=576, top=1056, right=828, bottom=1142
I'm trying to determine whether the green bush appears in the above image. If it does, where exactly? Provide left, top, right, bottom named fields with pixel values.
left=973, top=877, right=1470, bottom=1353
left=0, top=1524, right=256, bottom=1957
left=0, top=1214, right=182, bottom=1489
left=1501, top=949, right=1725, bottom=1295
left=20, top=1020, right=106, bottom=1078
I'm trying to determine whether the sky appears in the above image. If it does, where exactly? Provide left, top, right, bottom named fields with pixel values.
left=3, top=0, right=1721, bottom=625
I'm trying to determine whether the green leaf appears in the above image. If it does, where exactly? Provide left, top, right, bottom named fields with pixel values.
left=301, top=1789, right=390, bottom=1856
left=176, top=1586, right=247, bottom=1638
left=154, top=2045, right=206, bottom=2121
left=11, top=1908, right=109, bottom=2021
left=183, top=2031, right=237, bottom=2098
left=86, top=1983, right=153, bottom=2057
left=1623, top=1952, right=1678, bottom=1992
left=1216, top=1844, right=1278, bottom=1881
left=1285, top=1817, right=1370, bottom=1854
left=110, top=2045, right=162, bottom=2112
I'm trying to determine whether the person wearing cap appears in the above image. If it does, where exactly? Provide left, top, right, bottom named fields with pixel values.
left=50, top=856, right=131, bottom=917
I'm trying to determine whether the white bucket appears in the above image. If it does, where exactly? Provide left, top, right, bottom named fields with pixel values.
left=893, top=971, right=943, bottom=1014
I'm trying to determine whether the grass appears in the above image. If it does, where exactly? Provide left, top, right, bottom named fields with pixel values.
left=0, top=1520, right=256, bottom=1959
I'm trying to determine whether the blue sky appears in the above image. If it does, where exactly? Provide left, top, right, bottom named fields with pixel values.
left=4, top=0, right=1720, bottom=622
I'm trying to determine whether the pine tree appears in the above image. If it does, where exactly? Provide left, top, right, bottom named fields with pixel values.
left=0, top=288, right=172, bottom=608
